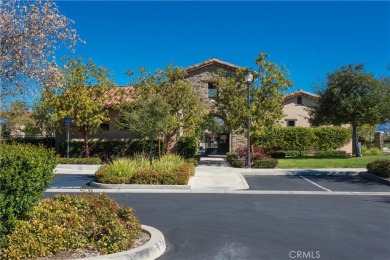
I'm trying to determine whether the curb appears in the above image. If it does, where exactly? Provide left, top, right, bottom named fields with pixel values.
left=79, top=225, right=166, bottom=260
left=360, top=172, right=390, bottom=186
left=56, top=164, right=102, bottom=171
left=241, top=169, right=365, bottom=176
left=89, top=182, right=191, bottom=190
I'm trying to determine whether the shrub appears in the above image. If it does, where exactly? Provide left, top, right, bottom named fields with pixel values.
left=312, top=127, right=351, bottom=151
left=130, top=169, right=168, bottom=184
left=177, top=136, right=198, bottom=159
left=185, top=158, right=199, bottom=167
left=270, top=152, right=286, bottom=158
left=1, top=193, right=141, bottom=259
left=255, top=127, right=351, bottom=154
left=282, top=150, right=309, bottom=157
left=130, top=163, right=194, bottom=185
left=1, top=137, right=55, bottom=149
left=235, top=147, right=271, bottom=167
left=254, top=159, right=278, bottom=168
left=0, top=144, right=57, bottom=248
left=362, top=146, right=383, bottom=156
left=314, top=150, right=348, bottom=158
left=60, top=140, right=159, bottom=162
left=367, top=160, right=390, bottom=178
left=58, top=157, right=102, bottom=164
left=230, top=159, right=244, bottom=168
left=96, top=155, right=194, bottom=185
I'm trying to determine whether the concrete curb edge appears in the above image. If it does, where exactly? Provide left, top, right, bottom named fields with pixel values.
left=79, top=225, right=166, bottom=260
left=89, top=182, right=191, bottom=190
left=360, top=172, right=390, bottom=186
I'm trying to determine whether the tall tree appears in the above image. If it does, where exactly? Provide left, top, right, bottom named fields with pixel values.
left=132, top=65, right=208, bottom=153
left=54, top=57, right=114, bottom=158
left=215, top=53, right=293, bottom=148
left=0, top=0, right=81, bottom=100
left=310, top=64, right=390, bottom=156
left=118, top=96, right=172, bottom=165
left=0, top=101, right=38, bottom=137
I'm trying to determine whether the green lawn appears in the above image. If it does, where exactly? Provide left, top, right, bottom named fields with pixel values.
left=277, top=155, right=390, bottom=169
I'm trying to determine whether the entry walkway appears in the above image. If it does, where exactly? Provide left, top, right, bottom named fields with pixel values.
left=188, top=157, right=249, bottom=191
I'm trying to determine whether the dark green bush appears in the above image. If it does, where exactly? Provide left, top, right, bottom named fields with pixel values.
left=1, top=138, right=55, bottom=148
left=254, top=159, right=278, bottom=168
left=314, top=150, right=348, bottom=158
left=58, top=157, right=102, bottom=164
left=0, top=144, right=57, bottom=248
left=271, top=152, right=286, bottom=158
left=60, top=140, right=159, bottom=161
left=194, top=153, right=201, bottom=162
left=1, top=193, right=141, bottom=259
left=177, top=136, right=198, bottom=159
left=230, top=159, right=244, bottom=168
left=367, top=160, right=390, bottom=178
left=282, top=150, right=309, bottom=157
left=185, top=158, right=199, bottom=167
left=226, top=153, right=243, bottom=168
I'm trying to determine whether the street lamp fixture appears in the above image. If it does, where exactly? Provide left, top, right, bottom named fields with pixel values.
left=244, top=71, right=253, bottom=168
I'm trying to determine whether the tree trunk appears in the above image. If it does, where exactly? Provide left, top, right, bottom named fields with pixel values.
left=82, top=129, right=90, bottom=158
left=164, top=135, right=174, bottom=154
left=352, top=124, right=361, bottom=157
left=149, top=139, right=153, bottom=166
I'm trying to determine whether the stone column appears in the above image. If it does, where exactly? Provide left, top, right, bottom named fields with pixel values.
left=374, top=131, right=384, bottom=151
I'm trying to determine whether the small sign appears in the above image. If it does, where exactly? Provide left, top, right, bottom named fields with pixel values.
left=65, top=116, right=72, bottom=126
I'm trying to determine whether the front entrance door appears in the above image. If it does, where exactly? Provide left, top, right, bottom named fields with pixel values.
left=205, top=133, right=229, bottom=155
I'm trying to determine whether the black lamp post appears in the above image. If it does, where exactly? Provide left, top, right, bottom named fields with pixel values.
left=244, top=71, right=253, bottom=168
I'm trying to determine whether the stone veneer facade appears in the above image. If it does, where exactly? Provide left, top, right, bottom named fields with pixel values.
left=184, top=58, right=246, bottom=153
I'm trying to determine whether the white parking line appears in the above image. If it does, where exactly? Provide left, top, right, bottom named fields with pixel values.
left=299, top=175, right=332, bottom=192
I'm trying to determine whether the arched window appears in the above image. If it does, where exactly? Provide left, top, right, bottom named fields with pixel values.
left=297, top=96, right=303, bottom=105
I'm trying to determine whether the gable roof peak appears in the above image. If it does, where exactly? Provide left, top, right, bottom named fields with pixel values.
left=186, top=58, right=241, bottom=72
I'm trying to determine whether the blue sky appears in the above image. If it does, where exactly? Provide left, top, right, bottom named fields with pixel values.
left=56, top=1, right=390, bottom=93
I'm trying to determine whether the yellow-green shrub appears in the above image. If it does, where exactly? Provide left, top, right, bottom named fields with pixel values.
left=96, top=154, right=193, bottom=185
left=1, top=193, right=141, bottom=259
left=0, top=144, right=57, bottom=248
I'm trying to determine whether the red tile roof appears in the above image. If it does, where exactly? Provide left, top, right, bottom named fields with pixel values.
left=104, top=86, right=134, bottom=107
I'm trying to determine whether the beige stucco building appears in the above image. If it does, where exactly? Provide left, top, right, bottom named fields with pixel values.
left=56, top=58, right=352, bottom=154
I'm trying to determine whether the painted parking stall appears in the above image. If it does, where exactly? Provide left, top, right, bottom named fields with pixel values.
left=243, top=170, right=390, bottom=193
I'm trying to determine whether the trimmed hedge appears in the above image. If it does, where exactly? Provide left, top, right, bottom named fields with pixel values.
left=1, top=193, right=141, bottom=259
left=0, top=144, right=57, bottom=248
left=254, top=159, right=278, bottom=169
left=226, top=152, right=244, bottom=168
left=58, top=157, right=102, bottom=164
left=367, top=160, right=390, bottom=178
left=255, top=127, right=351, bottom=154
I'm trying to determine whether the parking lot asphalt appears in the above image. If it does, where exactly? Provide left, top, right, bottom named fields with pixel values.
left=43, top=192, right=390, bottom=260
left=49, top=174, right=95, bottom=189
left=245, top=175, right=390, bottom=192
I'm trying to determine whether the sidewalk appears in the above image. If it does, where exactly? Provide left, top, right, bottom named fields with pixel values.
left=188, top=157, right=249, bottom=191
